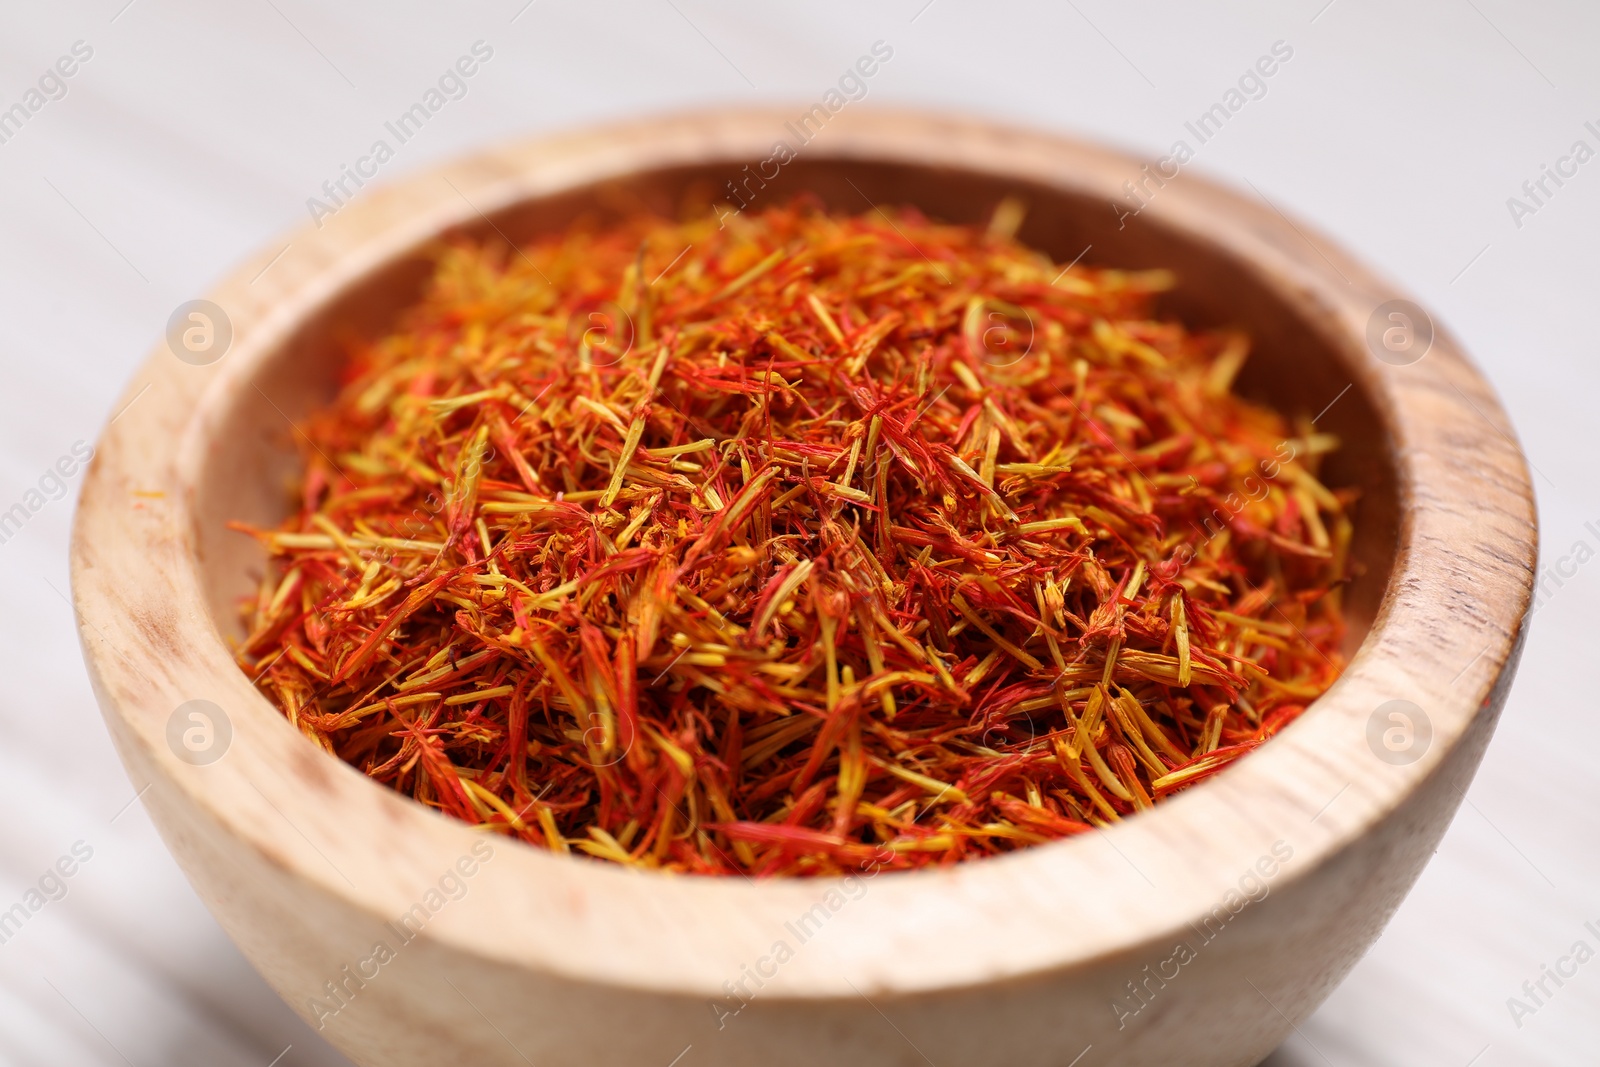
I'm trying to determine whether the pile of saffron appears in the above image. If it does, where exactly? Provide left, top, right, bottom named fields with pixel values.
left=234, top=198, right=1352, bottom=876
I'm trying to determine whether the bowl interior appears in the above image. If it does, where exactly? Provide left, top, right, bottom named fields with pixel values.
left=195, top=156, right=1398, bottom=707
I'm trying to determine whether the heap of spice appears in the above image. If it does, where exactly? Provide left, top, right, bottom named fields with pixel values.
left=234, top=197, right=1352, bottom=877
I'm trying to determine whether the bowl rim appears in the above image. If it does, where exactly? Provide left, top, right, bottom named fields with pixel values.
left=70, top=106, right=1536, bottom=999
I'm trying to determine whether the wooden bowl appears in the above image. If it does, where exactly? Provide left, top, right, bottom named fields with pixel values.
left=71, top=109, right=1536, bottom=1067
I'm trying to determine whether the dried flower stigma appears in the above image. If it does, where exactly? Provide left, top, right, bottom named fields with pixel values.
left=234, top=197, right=1350, bottom=877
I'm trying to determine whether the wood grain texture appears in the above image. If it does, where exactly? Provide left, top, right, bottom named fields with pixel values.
left=69, top=109, right=1537, bottom=1067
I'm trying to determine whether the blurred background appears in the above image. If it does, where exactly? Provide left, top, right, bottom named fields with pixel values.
left=2, top=2, right=1596, bottom=1064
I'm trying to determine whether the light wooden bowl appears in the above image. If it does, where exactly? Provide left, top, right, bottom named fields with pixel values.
left=71, top=109, right=1536, bottom=1067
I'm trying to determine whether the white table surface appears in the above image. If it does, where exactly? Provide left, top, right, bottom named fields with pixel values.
left=1, top=3, right=1595, bottom=1065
